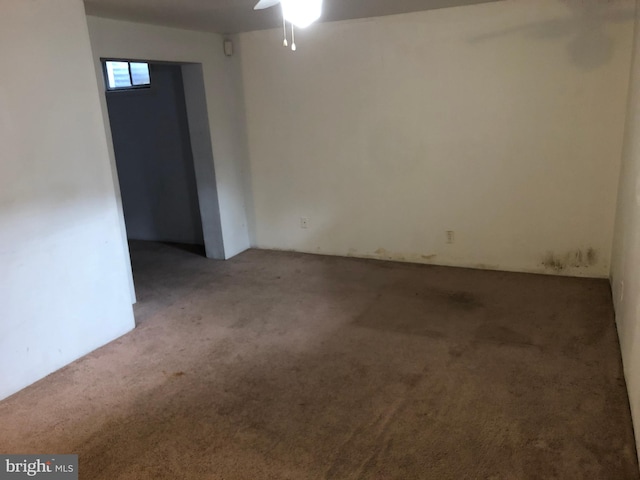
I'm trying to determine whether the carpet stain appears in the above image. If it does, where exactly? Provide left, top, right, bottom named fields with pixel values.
left=447, top=291, right=483, bottom=310
left=474, top=324, right=535, bottom=348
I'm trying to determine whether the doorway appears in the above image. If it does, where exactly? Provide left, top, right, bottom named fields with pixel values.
left=105, top=62, right=204, bottom=252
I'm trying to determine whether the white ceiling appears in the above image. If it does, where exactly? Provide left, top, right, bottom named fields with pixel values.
left=83, top=0, right=501, bottom=34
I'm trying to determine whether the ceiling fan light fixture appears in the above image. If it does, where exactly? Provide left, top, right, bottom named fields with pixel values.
left=281, top=0, right=322, bottom=29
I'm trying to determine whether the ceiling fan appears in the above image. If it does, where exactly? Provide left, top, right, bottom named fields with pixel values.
left=254, top=0, right=323, bottom=50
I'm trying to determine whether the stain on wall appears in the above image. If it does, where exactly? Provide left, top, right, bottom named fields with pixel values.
left=541, top=248, right=598, bottom=272
left=348, top=247, right=438, bottom=264
left=277, top=245, right=603, bottom=278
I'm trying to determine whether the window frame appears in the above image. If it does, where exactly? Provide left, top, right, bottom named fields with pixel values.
left=102, top=59, right=152, bottom=92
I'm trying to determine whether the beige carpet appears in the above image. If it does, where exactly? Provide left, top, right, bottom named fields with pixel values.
left=0, top=241, right=637, bottom=479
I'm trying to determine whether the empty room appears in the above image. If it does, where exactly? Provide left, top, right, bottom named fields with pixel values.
left=3, top=0, right=640, bottom=478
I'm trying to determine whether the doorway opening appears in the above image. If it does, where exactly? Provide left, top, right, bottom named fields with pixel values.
left=103, top=60, right=225, bottom=302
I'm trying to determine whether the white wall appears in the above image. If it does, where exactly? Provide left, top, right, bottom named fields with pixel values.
left=86, top=16, right=251, bottom=259
left=240, top=0, right=634, bottom=277
left=0, top=0, right=135, bottom=400
left=611, top=0, right=640, bottom=462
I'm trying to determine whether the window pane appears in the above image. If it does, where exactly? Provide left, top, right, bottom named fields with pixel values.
left=106, top=61, right=131, bottom=89
left=130, top=62, right=150, bottom=86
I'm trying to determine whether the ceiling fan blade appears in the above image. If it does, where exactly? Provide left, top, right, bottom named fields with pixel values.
left=254, top=0, right=280, bottom=10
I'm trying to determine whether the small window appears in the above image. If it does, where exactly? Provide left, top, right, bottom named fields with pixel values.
left=104, top=60, right=151, bottom=90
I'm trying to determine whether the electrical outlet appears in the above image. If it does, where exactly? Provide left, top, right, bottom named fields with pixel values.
left=300, top=217, right=309, bottom=229
left=446, top=230, right=455, bottom=244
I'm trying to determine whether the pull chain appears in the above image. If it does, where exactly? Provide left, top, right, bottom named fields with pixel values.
left=282, top=8, right=288, bottom=47
left=291, top=23, right=296, bottom=51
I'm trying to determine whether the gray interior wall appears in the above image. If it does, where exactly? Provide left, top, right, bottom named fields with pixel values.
left=182, top=63, right=225, bottom=259
left=106, top=63, right=204, bottom=245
